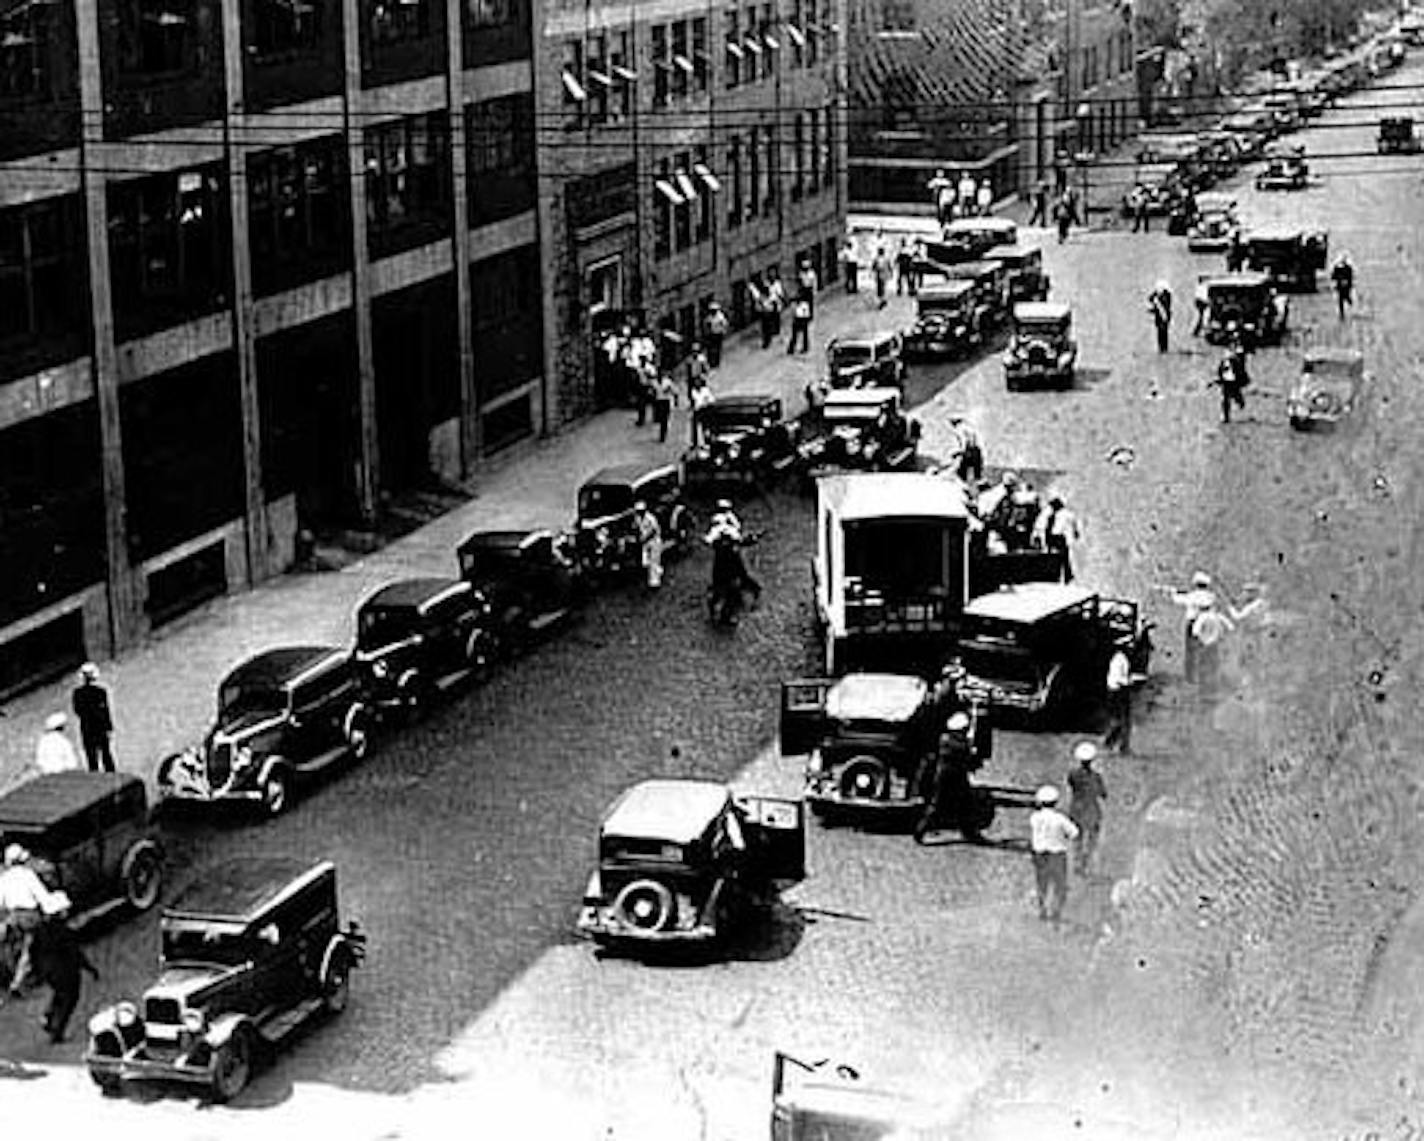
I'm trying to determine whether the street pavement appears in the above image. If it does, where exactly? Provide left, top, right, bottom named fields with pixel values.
left=5, top=58, right=1424, bottom=1140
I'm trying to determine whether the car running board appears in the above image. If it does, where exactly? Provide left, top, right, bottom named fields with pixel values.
left=259, top=997, right=326, bottom=1043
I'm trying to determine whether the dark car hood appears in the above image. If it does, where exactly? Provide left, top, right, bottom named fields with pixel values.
left=146, top=963, right=242, bottom=1004
left=212, top=712, right=286, bottom=742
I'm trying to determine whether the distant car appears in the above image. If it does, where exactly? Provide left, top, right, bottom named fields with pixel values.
left=85, top=857, right=366, bottom=1102
left=576, top=779, right=804, bottom=952
left=1378, top=116, right=1421, bottom=154
left=457, top=528, right=583, bottom=647
left=353, top=578, right=497, bottom=718
left=1185, top=192, right=1239, bottom=252
left=1195, top=272, right=1289, bottom=347
left=158, top=646, right=374, bottom=816
left=574, top=462, right=693, bottom=579
left=825, top=330, right=907, bottom=390
left=1288, top=347, right=1364, bottom=430
left=930, top=259, right=1010, bottom=331
left=0, top=772, right=163, bottom=924
left=901, top=280, right=983, bottom=360
left=1255, top=145, right=1309, bottom=191
left=1120, top=163, right=1182, bottom=217
left=682, top=394, right=798, bottom=490
left=987, top=241, right=1050, bottom=304
left=1003, top=302, right=1077, bottom=390
left=798, top=388, right=921, bottom=476
left=933, top=215, right=1018, bottom=261
left=1242, top=226, right=1329, bottom=291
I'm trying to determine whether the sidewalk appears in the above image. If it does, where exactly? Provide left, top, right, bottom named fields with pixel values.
left=0, top=287, right=923, bottom=794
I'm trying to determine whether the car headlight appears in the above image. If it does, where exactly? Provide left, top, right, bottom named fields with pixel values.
left=115, top=1002, right=139, bottom=1029
left=234, top=745, right=254, bottom=769
left=371, top=659, right=390, bottom=680
left=182, top=1009, right=206, bottom=1034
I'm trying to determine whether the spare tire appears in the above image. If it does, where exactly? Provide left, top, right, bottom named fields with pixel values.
left=612, top=879, right=675, bottom=932
left=838, top=756, right=889, bottom=800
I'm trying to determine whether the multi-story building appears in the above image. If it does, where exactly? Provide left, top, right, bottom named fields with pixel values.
left=536, top=0, right=848, bottom=415
left=0, top=0, right=543, bottom=694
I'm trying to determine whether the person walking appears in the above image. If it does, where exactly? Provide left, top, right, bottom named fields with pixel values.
left=913, top=713, right=987, bottom=844
left=1211, top=342, right=1250, bottom=424
left=797, top=258, right=819, bottom=313
left=1166, top=571, right=1218, bottom=683
left=651, top=373, right=677, bottom=443
left=841, top=238, right=860, bottom=293
left=31, top=892, right=97, bottom=1043
left=950, top=415, right=983, bottom=483
left=689, top=373, right=714, bottom=445
left=928, top=168, right=954, bottom=224
left=1053, top=195, right=1072, bottom=244
left=957, top=171, right=977, bottom=217
left=631, top=501, right=664, bottom=590
left=1028, top=179, right=1049, bottom=226
left=1189, top=597, right=1235, bottom=695
left=0, top=845, right=52, bottom=997
left=34, top=712, right=80, bottom=776
left=786, top=295, right=813, bottom=354
left=1066, top=743, right=1107, bottom=874
left=1033, top=494, right=1082, bottom=582
left=976, top=178, right=993, bottom=217
left=73, top=663, right=115, bottom=772
left=1103, top=647, right=1139, bottom=754
left=871, top=246, right=892, bottom=308
left=685, top=341, right=710, bottom=402
left=703, top=303, right=729, bottom=367
left=1148, top=281, right=1172, bottom=353
left=765, top=268, right=787, bottom=342
left=909, top=239, right=926, bottom=296
left=1331, top=252, right=1355, bottom=320
left=1029, top=786, right=1078, bottom=923
left=1131, top=188, right=1151, bottom=233
left=1225, top=227, right=1246, bottom=273
left=1052, top=153, right=1068, bottom=197
left=894, top=240, right=913, bottom=296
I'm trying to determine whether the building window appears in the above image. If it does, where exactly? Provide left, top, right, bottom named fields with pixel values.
left=822, top=102, right=834, bottom=188
left=364, top=111, right=451, bottom=255
left=791, top=112, right=804, bottom=201
left=762, top=124, right=776, bottom=210
left=726, top=135, right=742, bottom=228
left=0, top=197, right=84, bottom=350
left=0, top=0, right=52, bottom=100
left=882, top=0, right=913, bottom=32
left=560, top=38, right=585, bottom=128
left=671, top=20, right=689, bottom=99
left=470, top=245, right=543, bottom=400
left=693, top=145, right=712, bottom=242
left=651, top=23, right=668, bottom=107
left=724, top=8, right=741, bottom=88
left=808, top=108, right=820, bottom=190
left=253, top=0, right=322, bottom=60
left=366, top=0, right=431, bottom=45
left=692, top=17, right=707, bottom=92
left=107, top=167, right=228, bottom=338
left=586, top=31, right=610, bottom=124
left=609, top=29, right=632, bottom=119
left=248, top=136, right=347, bottom=295
left=654, top=150, right=713, bottom=259
left=116, top=0, right=196, bottom=77
left=741, top=5, right=758, bottom=79
left=467, top=92, right=534, bottom=225
left=758, top=3, right=774, bottom=79
left=788, top=0, right=806, bottom=67
left=747, top=125, right=760, bottom=218
left=466, top=0, right=517, bottom=29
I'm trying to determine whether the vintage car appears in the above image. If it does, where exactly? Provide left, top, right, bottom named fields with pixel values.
left=1219, top=109, right=1274, bottom=158
left=1260, top=91, right=1303, bottom=134
left=1195, top=131, right=1244, bottom=181
left=457, top=528, right=582, bottom=646
left=987, top=241, right=1050, bottom=304
left=1120, top=162, right=1182, bottom=217
left=949, top=582, right=1150, bottom=725
left=1378, top=116, right=1421, bottom=154
left=574, top=462, right=693, bottom=579
left=682, top=394, right=797, bottom=489
left=1195, top=272, right=1289, bottom=347
left=798, top=388, right=920, bottom=476
left=0, top=772, right=163, bottom=927
left=901, top=280, right=983, bottom=360
left=576, top=778, right=804, bottom=952
left=353, top=578, right=496, bottom=718
left=771, top=1052, right=960, bottom=1140
left=1185, top=192, right=1239, bottom=253
left=935, top=215, right=1017, bottom=261
left=933, top=259, right=1009, bottom=330
left=1242, top=226, right=1329, bottom=291
left=825, top=330, right=907, bottom=390
left=157, top=646, right=374, bottom=816
left=1003, top=302, right=1077, bottom=390
left=85, top=857, right=366, bottom=1101
left=1288, top=347, right=1365, bottom=430
left=1255, top=145, right=1309, bottom=191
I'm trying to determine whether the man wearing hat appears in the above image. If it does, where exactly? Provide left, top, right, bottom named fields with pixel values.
left=1166, top=571, right=1218, bottom=682
left=34, top=712, right=80, bottom=776
left=914, top=712, right=988, bottom=844
left=72, top=662, right=116, bottom=773
left=0, top=844, right=52, bottom=997
left=632, top=500, right=663, bottom=590
left=31, top=890, right=98, bottom=1043
left=1029, top=785, right=1078, bottom=922
left=1067, top=743, right=1108, bottom=873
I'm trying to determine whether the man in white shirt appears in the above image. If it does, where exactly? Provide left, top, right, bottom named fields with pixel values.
left=1029, top=786, right=1078, bottom=922
left=1103, top=647, right=1140, bottom=754
left=1166, top=571, right=1218, bottom=682
left=1190, top=599, right=1235, bottom=694
left=34, top=712, right=80, bottom=775
left=1, top=844, right=54, bottom=995
left=1033, top=494, right=1083, bottom=582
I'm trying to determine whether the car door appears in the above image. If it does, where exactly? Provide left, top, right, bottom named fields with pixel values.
left=735, top=796, right=806, bottom=885
left=780, top=679, right=833, bottom=755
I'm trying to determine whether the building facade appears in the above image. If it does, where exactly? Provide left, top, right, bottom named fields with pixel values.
left=0, top=0, right=543, bottom=694
left=536, top=0, right=848, bottom=417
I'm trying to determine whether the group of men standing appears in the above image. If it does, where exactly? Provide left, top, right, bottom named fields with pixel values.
left=927, top=168, right=996, bottom=225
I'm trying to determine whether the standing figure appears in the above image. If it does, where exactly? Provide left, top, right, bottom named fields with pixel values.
left=1211, top=343, right=1250, bottom=424
left=928, top=168, right=954, bottom=224
left=871, top=247, right=892, bottom=308
left=1033, top=494, right=1082, bottom=582
left=0, top=845, right=51, bottom=997
left=34, top=712, right=80, bottom=776
left=1132, top=188, right=1151, bottom=233
left=1053, top=195, right=1072, bottom=244
left=631, top=501, right=664, bottom=590
left=787, top=296, right=813, bottom=354
left=31, top=892, right=98, bottom=1043
left=1103, top=646, right=1140, bottom=754
left=957, top=171, right=977, bottom=217
left=894, top=240, right=913, bottom=296
left=689, top=373, right=714, bottom=446
left=1147, top=281, right=1173, bottom=353
left=1331, top=253, right=1355, bottom=320
left=765, top=268, right=787, bottom=342
left=1028, top=179, right=1049, bottom=226
left=1166, top=571, right=1218, bottom=682
left=950, top=416, right=983, bottom=483
left=796, top=258, right=819, bottom=314
left=1066, top=743, right=1107, bottom=874
left=841, top=238, right=860, bottom=293
left=909, top=239, right=926, bottom=295
left=1029, top=786, right=1078, bottom=923
left=976, top=179, right=993, bottom=217
left=685, top=341, right=710, bottom=402
left=913, top=712, right=990, bottom=844
left=651, top=373, right=677, bottom=443
left=1189, top=598, right=1235, bottom=695
left=703, top=302, right=729, bottom=367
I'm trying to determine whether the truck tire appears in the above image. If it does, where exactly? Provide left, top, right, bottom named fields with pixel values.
left=121, top=842, right=163, bottom=912
left=612, top=880, right=675, bottom=933
left=838, top=757, right=889, bottom=800
left=343, top=708, right=372, bottom=762
left=322, top=954, right=352, bottom=1015
left=261, top=767, right=291, bottom=817
left=210, top=1026, right=254, bottom=1103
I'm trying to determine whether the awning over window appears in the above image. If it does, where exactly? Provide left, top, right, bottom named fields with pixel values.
left=655, top=179, right=684, bottom=205
left=675, top=171, right=698, bottom=200
left=673, top=53, right=694, bottom=73
left=693, top=162, right=722, bottom=192
left=612, top=64, right=637, bottom=81
left=588, top=68, right=614, bottom=86
left=743, top=35, right=762, bottom=54
left=763, top=33, right=780, bottom=49
left=561, top=69, right=587, bottom=101
left=785, top=24, right=806, bottom=47
left=725, top=41, right=744, bottom=58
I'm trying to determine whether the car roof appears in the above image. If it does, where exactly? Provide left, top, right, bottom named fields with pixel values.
left=944, top=215, right=1016, bottom=233
left=776, top=1083, right=945, bottom=1129
left=1196, top=192, right=1237, bottom=209
left=827, top=672, right=929, bottom=723
left=221, top=646, right=346, bottom=691
left=824, top=387, right=897, bottom=408
left=916, top=279, right=976, bottom=299
left=360, top=577, right=467, bottom=611
left=1304, top=347, right=1364, bottom=367
left=458, top=529, right=555, bottom=553
left=1246, top=226, right=1303, bottom=241
left=939, top=259, right=999, bottom=277
left=0, top=771, right=143, bottom=831
left=583, top=462, right=679, bottom=487
left=832, top=330, right=898, bottom=348
left=964, top=582, right=1099, bottom=624
left=822, top=473, right=970, bottom=522
left=706, top=394, right=780, bottom=412
left=986, top=241, right=1041, bottom=261
left=1013, top=301, right=1070, bottom=322
left=601, top=779, right=729, bottom=845
left=1203, top=271, right=1271, bottom=289
left=164, top=857, right=335, bottom=925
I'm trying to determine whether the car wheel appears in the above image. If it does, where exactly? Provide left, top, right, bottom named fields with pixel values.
left=463, top=628, right=493, bottom=676
left=344, top=710, right=372, bottom=761
left=121, top=844, right=162, bottom=912
left=611, top=879, right=675, bottom=933
left=156, top=754, right=177, bottom=790
left=90, top=1070, right=122, bottom=1096
left=211, top=1028, right=253, bottom=1103
left=838, top=756, right=890, bottom=800
left=322, top=956, right=352, bottom=1015
left=261, top=769, right=291, bottom=817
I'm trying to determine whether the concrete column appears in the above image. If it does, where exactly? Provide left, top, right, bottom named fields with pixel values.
left=445, top=8, right=480, bottom=472
left=75, top=0, right=141, bottom=651
left=221, top=0, right=269, bottom=581
left=342, top=0, right=381, bottom=524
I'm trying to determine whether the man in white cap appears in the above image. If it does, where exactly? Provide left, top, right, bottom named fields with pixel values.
left=1166, top=571, right=1218, bottom=682
left=34, top=712, right=80, bottom=776
left=1029, top=785, right=1078, bottom=922
left=1067, top=743, right=1108, bottom=873
left=631, top=500, right=663, bottom=590
left=72, top=661, right=116, bottom=773
left=914, top=711, right=986, bottom=844
left=0, top=844, right=52, bottom=996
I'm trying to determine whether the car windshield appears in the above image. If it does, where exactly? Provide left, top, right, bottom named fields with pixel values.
left=825, top=403, right=885, bottom=423
left=357, top=606, right=415, bottom=647
left=161, top=922, right=251, bottom=967
left=959, top=642, right=1042, bottom=684
left=579, top=485, right=633, bottom=518
left=601, top=838, right=688, bottom=864
left=1211, top=286, right=1262, bottom=308
left=1016, top=320, right=1065, bottom=337
left=831, top=345, right=874, bottom=367
left=218, top=681, right=285, bottom=720
left=918, top=297, right=966, bottom=314
left=705, top=409, right=765, bottom=430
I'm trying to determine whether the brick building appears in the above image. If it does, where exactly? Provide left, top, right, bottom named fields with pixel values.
left=536, top=0, right=848, bottom=415
left=0, top=0, right=544, bottom=693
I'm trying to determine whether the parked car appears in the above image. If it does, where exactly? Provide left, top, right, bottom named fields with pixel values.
left=1195, top=272, right=1289, bottom=347
left=1003, top=302, right=1077, bottom=390
left=576, top=779, right=804, bottom=952
left=353, top=578, right=496, bottom=718
left=573, top=462, right=693, bottom=579
left=0, top=772, right=163, bottom=925
left=85, top=856, right=366, bottom=1101
left=1186, top=192, right=1239, bottom=253
left=457, top=528, right=582, bottom=647
left=1219, top=109, right=1274, bottom=158
left=825, top=330, right=907, bottom=390
left=1259, top=91, right=1303, bottom=134
left=1288, top=347, right=1365, bottom=430
left=771, top=1052, right=958, bottom=1140
left=1120, top=162, right=1182, bottom=217
left=1255, top=145, right=1309, bottom=191
left=797, top=388, right=921, bottom=476
left=1378, top=116, right=1421, bottom=154
left=949, top=582, right=1151, bottom=725
left=987, top=241, right=1050, bottom=304
left=932, top=259, right=1009, bottom=331
left=901, top=280, right=983, bottom=360
left=1195, top=131, right=1244, bottom=180
left=1242, top=226, right=1329, bottom=291
left=682, top=394, right=798, bottom=490
left=157, top=647, right=374, bottom=816
left=934, top=215, right=1017, bottom=261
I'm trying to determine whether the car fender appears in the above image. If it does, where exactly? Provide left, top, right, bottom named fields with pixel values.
left=319, top=935, right=359, bottom=984
left=581, top=869, right=604, bottom=905
left=119, top=837, right=163, bottom=882
left=341, top=703, right=371, bottom=741
left=256, top=754, right=293, bottom=788
left=88, top=1006, right=120, bottom=1037
left=204, top=1011, right=254, bottom=1050
left=394, top=666, right=422, bottom=696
